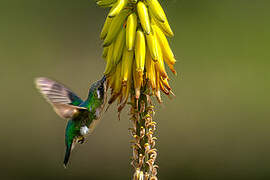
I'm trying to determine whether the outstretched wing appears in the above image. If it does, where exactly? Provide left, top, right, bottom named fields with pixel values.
left=35, top=77, right=86, bottom=119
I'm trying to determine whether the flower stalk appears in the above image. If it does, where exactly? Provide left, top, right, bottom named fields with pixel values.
left=130, top=85, right=158, bottom=179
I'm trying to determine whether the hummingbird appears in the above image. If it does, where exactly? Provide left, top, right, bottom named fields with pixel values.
left=35, top=76, right=107, bottom=167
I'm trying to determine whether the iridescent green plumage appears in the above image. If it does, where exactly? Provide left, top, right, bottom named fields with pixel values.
left=35, top=76, right=107, bottom=167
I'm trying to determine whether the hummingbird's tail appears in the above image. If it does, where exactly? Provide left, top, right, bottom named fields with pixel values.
left=63, top=144, right=72, bottom=168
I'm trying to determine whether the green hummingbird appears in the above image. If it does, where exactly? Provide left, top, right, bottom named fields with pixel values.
left=35, top=76, right=107, bottom=167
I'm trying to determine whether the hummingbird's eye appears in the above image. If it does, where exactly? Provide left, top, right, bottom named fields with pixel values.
left=98, top=84, right=104, bottom=91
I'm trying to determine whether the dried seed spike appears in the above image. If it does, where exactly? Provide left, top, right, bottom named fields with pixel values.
left=140, top=126, right=145, bottom=137
left=131, top=160, right=136, bottom=169
left=133, top=147, right=138, bottom=160
left=152, top=166, right=159, bottom=176
left=152, top=168, right=158, bottom=176
left=148, top=149, right=157, bottom=154
left=134, top=143, right=142, bottom=149
left=128, top=85, right=159, bottom=178
left=129, top=128, right=136, bottom=135
left=133, top=135, right=141, bottom=143
left=150, top=176, right=158, bottom=180
left=146, top=121, right=157, bottom=128
left=144, top=143, right=151, bottom=153
left=144, top=172, right=150, bottom=180
left=146, top=159, right=154, bottom=171
left=150, top=141, right=156, bottom=148
left=134, top=168, right=141, bottom=180
left=139, top=171, right=144, bottom=180
left=140, top=101, right=146, bottom=113
left=138, top=154, right=145, bottom=168
left=150, top=153, right=157, bottom=160
left=147, top=133, right=153, bottom=140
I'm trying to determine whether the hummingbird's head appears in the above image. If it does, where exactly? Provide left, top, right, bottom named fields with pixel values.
left=88, top=75, right=107, bottom=104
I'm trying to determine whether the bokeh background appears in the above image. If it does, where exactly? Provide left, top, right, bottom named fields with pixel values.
left=1, top=0, right=270, bottom=179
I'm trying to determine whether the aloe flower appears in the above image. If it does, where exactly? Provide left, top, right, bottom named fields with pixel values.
left=96, top=0, right=176, bottom=179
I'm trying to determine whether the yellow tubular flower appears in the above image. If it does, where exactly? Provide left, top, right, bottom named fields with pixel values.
left=123, top=76, right=131, bottom=102
left=145, top=49, right=156, bottom=90
left=135, top=28, right=146, bottom=74
left=160, top=80, right=170, bottom=95
left=108, top=68, right=116, bottom=89
left=103, top=9, right=130, bottom=47
left=155, top=70, right=162, bottom=103
left=113, top=28, right=126, bottom=64
left=97, top=0, right=116, bottom=8
left=109, top=0, right=128, bottom=18
left=126, top=13, right=138, bottom=51
left=100, top=16, right=112, bottom=40
left=137, top=1, right=151, bottom=35
left=102, top=46, right=109, bottom=59
left=121, top=46, right=134, bottom=85
left=133, top=61, right=142, bottom=99
left=152, top=13, right=174, bottom=37
left=160, top=77, right=172, bottom=91
left=104, top=42, right=115, bottom=75
left=146, top=31, right=159, bottom=61
left=108, top=63, right=122, bottom=104
left=113, top=61, right=122, bottom=94
left=147, top=0, right=166, bottom=23
left=155, top=32, right=168, bottom=79
left=155, top=57, right=168, bottom=80
left=153, top=24, right=176, bottom=74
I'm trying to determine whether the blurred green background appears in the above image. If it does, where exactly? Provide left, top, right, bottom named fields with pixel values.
left=1, top=0, right=270, bottom=179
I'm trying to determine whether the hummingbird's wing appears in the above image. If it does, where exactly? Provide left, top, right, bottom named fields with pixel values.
left=35, top=77, right=87, bottom=119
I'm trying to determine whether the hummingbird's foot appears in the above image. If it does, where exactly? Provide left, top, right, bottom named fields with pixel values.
left=77, top=136, right=85, bottom=144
